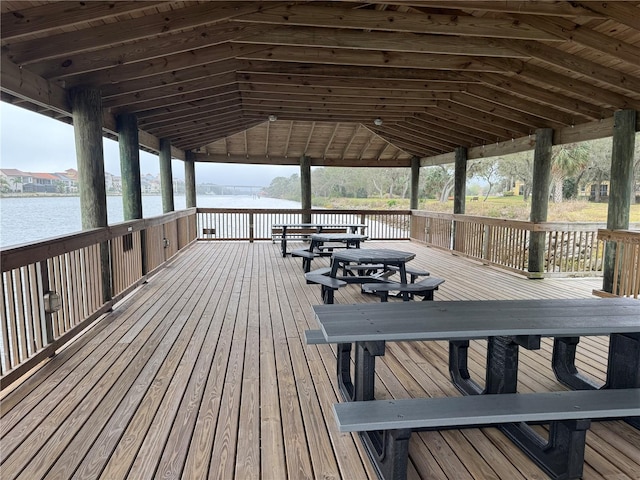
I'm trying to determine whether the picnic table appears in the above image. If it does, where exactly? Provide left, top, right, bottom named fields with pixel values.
left=292, top=233, right=368, bottom=272
left=330, top=248, right=415, bottom=284
left=307, top=297, right=640, bottom=480
left=272, top=223, right=367, bottom=256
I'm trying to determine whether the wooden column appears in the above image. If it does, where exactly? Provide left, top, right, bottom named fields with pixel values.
left=410, top=156, right=420, bottom=210
left=300, top=154, right=312, bottom=223
left=528, top=128, right=554, bottom=278
left=69, top=87, right=111, bottom=301
left=159, top=138, right=174, bottom=213
left=453, top=147, right=467, bottom=215
left=451, top=147, right=467, bottom=251
left=603, top=109, right=637, bottom=292
left=117, top=113, right=142, bottom=220
left=185, top=151, right=197, bottom=208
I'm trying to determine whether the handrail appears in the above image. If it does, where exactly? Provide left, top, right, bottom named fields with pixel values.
left=595, top=229, right=640, bottom=299
left=0, top=208, right=197, bottom=388
left=410, top=210, right=639, bottom=278
left=196, top=208, right=412, bottom=241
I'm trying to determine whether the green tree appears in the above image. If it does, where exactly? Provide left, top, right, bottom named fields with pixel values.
left=497, top=151, right=533, bottom=200
left=551, top=143, right=589, bottom=203
left=468, top=159, right=503, bottom=201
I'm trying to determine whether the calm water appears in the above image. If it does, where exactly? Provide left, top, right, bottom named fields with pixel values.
left=0, top=195, right=301, bottom=248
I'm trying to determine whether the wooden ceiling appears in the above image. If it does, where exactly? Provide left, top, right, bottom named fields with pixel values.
left=2, top=1, right=640, bottom=168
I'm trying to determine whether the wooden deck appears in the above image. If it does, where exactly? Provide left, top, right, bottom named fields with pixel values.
left=1, top=240, right=638, bottom=480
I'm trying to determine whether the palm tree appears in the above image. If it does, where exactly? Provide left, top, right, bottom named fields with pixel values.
left=550, top=143, right=589, bottom=202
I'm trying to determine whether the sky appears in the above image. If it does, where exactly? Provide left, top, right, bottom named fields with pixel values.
left=0, top=102, right=299, bottom=187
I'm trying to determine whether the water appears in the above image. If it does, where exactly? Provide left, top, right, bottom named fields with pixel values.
left=0, top=195, right=301, bottom=248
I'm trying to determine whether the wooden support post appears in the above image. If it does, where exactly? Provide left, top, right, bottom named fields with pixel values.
left=185, top=151, right=197, bottom=208
left=69, top=87, right=111, bottom=302
left=528, top=128, right=554, bottom=278
left=604, top=109, right=637, bottom=293
left=117, top=113, right=143, bottom=220
left=159, top=138, right=174, bottom=213
left=454, top=147, right=467, bottom=215
left=300, top=154, right=312, bottom=224
left=452, top=147, right=467, bottom=251
left=410, top=156, right=420, bottom=210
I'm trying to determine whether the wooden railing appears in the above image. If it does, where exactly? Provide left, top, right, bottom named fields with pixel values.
left=409, top=211, right=631, bottom=278
left=0, top=209, right=197, bottom=388
left=196, top=209, right=412, bottom=241
left=594, top=229, right=640, bottom=299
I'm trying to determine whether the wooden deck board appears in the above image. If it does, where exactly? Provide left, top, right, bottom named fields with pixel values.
left=1, top=240, right=638, bottom=480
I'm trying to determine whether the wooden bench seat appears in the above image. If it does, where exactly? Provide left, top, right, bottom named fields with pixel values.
left=291, top=248, right=317, bottom=272
left=304, top=329, right=327, bottom=345
left=385, top=264, right=430, bottom=283
left=304, top=273, right=346, bottom=304
left=334, top=389, right=640, bottom=480
left=362, top=277, right=445, bottom=301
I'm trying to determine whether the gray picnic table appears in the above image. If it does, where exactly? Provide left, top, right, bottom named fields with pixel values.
left=308, top=297, right=640, bottom=480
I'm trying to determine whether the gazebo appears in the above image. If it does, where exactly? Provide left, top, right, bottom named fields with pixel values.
left=1, top=3, right=639, bottom=479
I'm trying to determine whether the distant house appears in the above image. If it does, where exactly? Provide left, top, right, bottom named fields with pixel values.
left=0, top=168, right=32, bottom=192
left=24, top=172, right=60, bottom=193
left=54, top=172, right=78, bottom=193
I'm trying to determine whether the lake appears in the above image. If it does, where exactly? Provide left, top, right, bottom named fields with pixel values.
left=0, top=195, right=301, bottom=248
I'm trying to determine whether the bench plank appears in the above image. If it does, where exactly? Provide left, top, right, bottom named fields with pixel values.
left=334, top=389, right=640, bottom=432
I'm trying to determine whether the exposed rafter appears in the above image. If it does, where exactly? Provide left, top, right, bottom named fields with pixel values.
left=1, top=1, right=638, bottom=166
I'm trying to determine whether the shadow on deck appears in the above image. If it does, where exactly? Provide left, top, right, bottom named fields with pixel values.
left=1, top=240, right=638, bottom=479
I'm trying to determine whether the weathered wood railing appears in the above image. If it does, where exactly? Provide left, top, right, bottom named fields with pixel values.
left=0, top=209, right=197, bottom=388
left=197, top=209, right=411, bottom=241
left=410, top=211, right=636, bottom=278
left=594, top=229, right=640, bottom=299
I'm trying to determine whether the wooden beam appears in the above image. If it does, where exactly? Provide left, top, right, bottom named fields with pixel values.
left=579, top=2, right=640, bottom=31
left=233, top=26, right=525, bottom=57
left=411, top=2, right=606, bottom=17
left=234, top=5, right=560, bottom=40
left=239, top=91, right=438, bottom=107
left=239, top=61, right=475, bottom=82
left=29, top=24, right=265, bottom=80
left=236, top=72, right=467, bottom=92
left=0, top=2, right=165, bottom=41
left=239, top=46, right=510, bottom=72
left=192, top=152, right=412, bottom=167
left=434, top=101, right=530, bottom=137
left=103, top=74, right=238, bottom=109
left=504, top=41, right=640, bottom=97
left=7, top=3, right=276, bottom=65
left=515, top=15, right=640, bottom=66
left=466, top=72, right=612, bottom=121
left=108, top=83, right=240, bottom=114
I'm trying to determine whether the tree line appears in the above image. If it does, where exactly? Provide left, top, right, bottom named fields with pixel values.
left=265, top=137, right=640, bottom=204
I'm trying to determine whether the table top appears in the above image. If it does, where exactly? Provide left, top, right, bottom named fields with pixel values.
left=331, top=248, right=415, bottom=263
left=313, top=298, right=640, bottom=343
left=311, top=233, right=368, bottom=242
left=272, top=223, right=366, bottom=228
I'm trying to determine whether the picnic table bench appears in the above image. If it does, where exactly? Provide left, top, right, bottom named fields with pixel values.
left=307, top=297, right=640, bottom=480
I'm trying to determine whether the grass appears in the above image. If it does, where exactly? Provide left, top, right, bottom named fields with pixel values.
left=315, top=196, right=640, bottom=223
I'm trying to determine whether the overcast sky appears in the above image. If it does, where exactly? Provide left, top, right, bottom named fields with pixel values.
left=0, top=102, right=299, bottom=186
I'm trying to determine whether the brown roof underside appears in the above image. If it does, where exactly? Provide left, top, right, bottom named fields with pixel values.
left=1, top=1, right=639, bottom=167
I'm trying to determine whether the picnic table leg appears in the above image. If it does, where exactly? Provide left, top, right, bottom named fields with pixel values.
left=360, top=428, right=411, bottom=480
left=337, top=341, right=385, bottom=402
left=281, top=226, right=288, bottom=257
left=450, top=336, right=519, bottom=396
left=552, top=337, right=601, bottom=390
left=554, top=333, right=640, bottom=429
left=337, top=343, right=354, bottom=401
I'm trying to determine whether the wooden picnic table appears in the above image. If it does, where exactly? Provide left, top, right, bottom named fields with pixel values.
left=308, top=297, right=640, bottom=480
